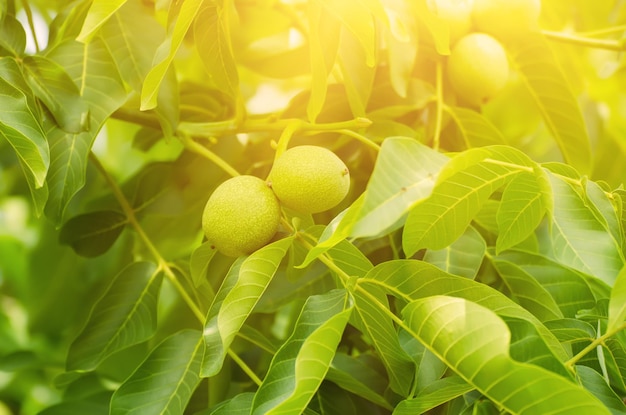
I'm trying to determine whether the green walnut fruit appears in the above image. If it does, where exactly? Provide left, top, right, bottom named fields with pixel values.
left=269, top=145, right=350, bottom=214
left=473, top=0, right=541, bottom=40
left=202, top=175, right=281, bottom=257
left=428, top=0, right=473, bottom=44
left=447, top=32, right=509, bottom=106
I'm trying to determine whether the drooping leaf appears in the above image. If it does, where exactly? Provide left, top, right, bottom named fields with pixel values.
left=548, top=173, right=624, bottom=286
left=403, top=146, right=538, bottom=256
left=393, top=376, right=474, bottom=415
left=59, top=210, right=127, bottom=257
left=251, top=289, right=352, bottom=415
left=141, top=0, right=203, bottom=110
left=43, top=38, right=126, bottom=223
left=509, top=32, right=592, bottom=174
left=402, top=296, right=609, bottom=414
left=22, top=55, right=89, bottom=134
left=66, top=261, right=162, bottom=371
left=77, top=0, right=128, bottom=43
left=202, top=237, right=293, bottom=377
left=110, top=330, right=203, bottom=415
left=190, top=241, right=217, bottom=287
left=423, top=225, right=486, bottom=279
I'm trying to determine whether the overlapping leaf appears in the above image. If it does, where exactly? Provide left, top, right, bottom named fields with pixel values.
left=576, top=365, right=626, bottom=413
left=402, top=296, right=609, bottom=414
left=43, top=38, right=126, bottom=223
left=251, top=289, right=352, bottom=415
left=393, top=376, right=474, bottom=414
left=302, top=137, right=448, bottom=266
left=67, top=261, right=162, bottom=371
left=446, top=106, right=505, bottom=148
left=609, top=265, right=626, bottom=332
left=59, top=210, right=127, bottom=257
left=202, top=237, right=293, bottom=377
left=110, top=330, right=203, bottom=415
left=403, top=146, right=541, bottom=255
left=423, top=225, right=486, bottom=279
left=77, top=0, right=128, bottom=42
left=356, top=260, right=568, bottom=362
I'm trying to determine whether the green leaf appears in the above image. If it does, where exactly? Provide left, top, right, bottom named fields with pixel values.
left=496, top=172, right=547, bottom=253
left=0, top=60, right=49, bottom=188
left=59, top=210, right=127, bottom=257
left=491, top=258, right=563, bottom=322
left=326, top=353, right=392, bottom=410
left=140, top=0, right=203, bottom=110
left=338, top=24, right=376, bottom=117
left=608, top=265, right=626, bottom=332
left=394, top=376, right=474, bottom=415
left=576, top=365, right=626, bottom=414
left=110, top=330, right=203, bottom=415
left=548, top=173, right=624, bottom=286
left=402, top=296, right=609, bottom=414
left=251, top=289, right=352, bottom=415
left=493, top=250, right=597, bottom=318
left=202, top=237, right=293, bottom=377
left=403, top=146, right=537, bottom=255
left=543, top=319, right=595, bottom=343
left=22, top=55, right=89, bottom=134
left=194, top=2, right=239, bottom=98
left=190, top=241, right=217, bottom=287
left=446, top=106, right=505, bottom=148
left=423, top=225, right=486, bottom=279
left=66, top=261, right=162, bottom=371
left=353, top=285, right=415, bottom=397
left=357, top=260, right=568, bottom=362
left=509, top=32, right=592, bottom=174
left=43, top=38, right=126, bottom=223
left=210, top=393, right=254, bottom=414
left=584, top=179, right=623, bottom=249
left=0, top=15, right=26, bottom=56
left=77, top=0, right=128, bottom=43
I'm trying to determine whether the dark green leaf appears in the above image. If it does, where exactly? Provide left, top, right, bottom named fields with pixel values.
left=59, top=210, right=127, bottom=257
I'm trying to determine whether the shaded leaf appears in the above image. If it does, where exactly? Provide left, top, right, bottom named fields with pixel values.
left=252, top=289, right=352, bottom=415
left=0, top=15, right=26, bottom=56
left=202, top=237, right=293, bottom=377
left=210, top=393, right=254, bottom=414
left=67, top=261, right=162, bottom=371
left=59, top=210, right=127, bottom=257
left=576, top=365, right=626, bottom=414
left=609, top=265, right=626, bottom=332
left=393, top=376, right=474, bottom=415
left=110, top=330, right=203, bottom=415
left=190, top=241, right=217, bottom=287
left=543, top=319, right=595, bottom=343
left=402, top=296, right=609, bottom=414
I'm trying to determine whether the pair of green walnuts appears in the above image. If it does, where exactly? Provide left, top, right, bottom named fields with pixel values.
left=439, top=0, right=542, bottom=106
left=202, top=145, right=350, bottom=257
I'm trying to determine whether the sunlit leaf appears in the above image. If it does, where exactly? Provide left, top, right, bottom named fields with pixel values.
left=59, top=210, right=127, bottom=257
left=141, top=0, right=203, bottom=110
left=110, top=330, right=203, bottom=415
left=0, top=15, right=26, bottom=56
left=403, top=146, right=538, bottom=255
left=210, top=393, right=254, bottom=414
left=251, top=289, right=352, bottom=415
left=509, top=32, right=591, bottom=174
left=202, top=237, right=293, bottom=377
left=608, top=265, right=626, bottom=332
left=402, top=296, right=609, bottom=414
left=423, top=225, right=486, bottom=279
left=446, top=106, right=505, bottom=148
left=66, top=262, right=162, bottom=371
left=77, top=0, right=128, bottom=43
left=548, top=173, right=624, bottom=286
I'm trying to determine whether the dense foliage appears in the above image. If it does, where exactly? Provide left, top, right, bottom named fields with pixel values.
left=1, top=0, right=626, bottom=414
